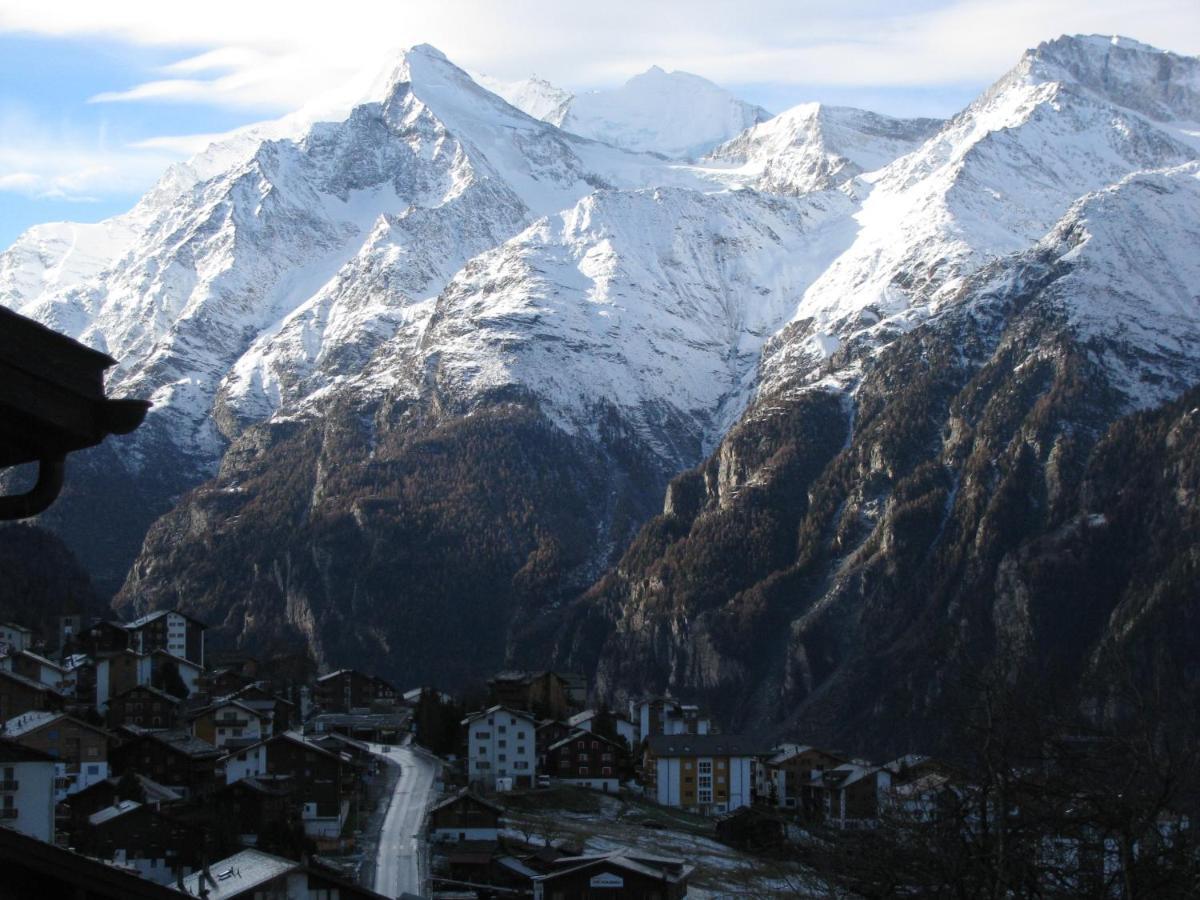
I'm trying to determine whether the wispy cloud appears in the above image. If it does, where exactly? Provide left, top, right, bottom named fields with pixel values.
left=6, top=0, right=1198, bottom=114
left=0, top=108, right=177, bottom=202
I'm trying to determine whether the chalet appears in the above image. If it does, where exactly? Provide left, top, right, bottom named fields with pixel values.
left=462, top=706, right=537, bottom=790
left=567, top=708, right=638, bottom=749
left=263, top=731, right=355, bottom=839
left=190, top=699, right=270, bottom=748
left=107, top=684, right=182, bottom=731
left=0, top=737, right=56, bottom=842
left=2, top=711, right=111, bottom=799
left=82, top=620, right=133, bottom=658
left=761, top=743, right=847, bottom=810
left=307, top=710, right=409, bottom=744
left=545, top=729, right=625, bottom=792
left=0, top=667, right=65, bottom=721
left=534, top=719, right=574, bottom=771
left=314, top=669, right=399, bottom=713
left=179, top=847, right=384, bottom=899
left=66, top=773, right=182, bottom=833
left=94, top=649, right=152, bottom=712
left=227, top=683, right=297, bottom=734
left=200, top=667, right=252, bottom=698
left=531, top=850, right=693, bottom=900
left=123, top=610, right=206, bottom=667
left=210, top=776, right=300, bottom=848
left=428, top=789, right=503, bottom=842
left=109, top=729, right=223, bottom=799
left=78, top=799, right=206, bottom=884
left=801, top=762, right=893, bottom=827
left=488, top=671, right=572, bottom=719
left=644, top=734, right=768, bottom=815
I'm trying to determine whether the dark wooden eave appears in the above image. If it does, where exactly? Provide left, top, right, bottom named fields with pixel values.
left=0, top=306, right=149, bottom=519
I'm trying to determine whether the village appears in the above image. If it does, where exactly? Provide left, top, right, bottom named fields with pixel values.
left=0, top=608, right=1162, bottom=899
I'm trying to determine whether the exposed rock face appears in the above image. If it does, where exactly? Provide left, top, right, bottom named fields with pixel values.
left=557, top=163, right=1200, bottom=754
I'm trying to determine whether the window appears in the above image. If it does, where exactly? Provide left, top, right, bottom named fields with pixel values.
left=498, top=740, right=506, bottom=748
left=498, top=726, right=507, bottom=734
left=699, top=789, right=713, bottom=803
left=474, top=731, right=490, bottom=739
left=602, top=767, right=612, bottom=776
left=698, top=761, right=713, bottom=775
left=510, top=717, right=517, bottom=725
left=579, top=767, right=589, bottom=776
left=498, top=755, right=506, bottom=762
left=684, top=761, right=693, bottom=770
left=514, top=761, right=528, bottom=770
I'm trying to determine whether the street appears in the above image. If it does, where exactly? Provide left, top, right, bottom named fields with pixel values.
left=368, top=740, right=440, bottom=898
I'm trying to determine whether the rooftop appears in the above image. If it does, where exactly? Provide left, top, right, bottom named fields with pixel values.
left=0, top=736, right=56, bottom=763
left=645, top=734, right=771, bottom=758
left=88, top=799, right=141, bottom=826
left=179, top=849, right=297, bottom=898
left=2, top=710, right=64, bottom=737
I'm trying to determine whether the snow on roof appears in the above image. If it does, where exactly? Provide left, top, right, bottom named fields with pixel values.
left=88, top=799, right=142, bottom=826
left=180, top=849, right=297, bottom=898
left=431, top=789, right=504, bottom=815
left=2, top=710, right=64, bottom=737
left=547, top=730, right=623, bottom=753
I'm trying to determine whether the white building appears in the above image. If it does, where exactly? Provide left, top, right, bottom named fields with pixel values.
left=0, top=738, right=56, bottom=842
left=220, top=742, right=268, bottom=784
left=0, top=622, right=32, bottom=654
left=462, top=705, right=537, bottom=790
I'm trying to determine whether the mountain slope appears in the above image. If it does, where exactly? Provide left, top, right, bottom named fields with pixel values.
left=557, top=160, right=1200, bottom=753
left=704, top=103, right=942, bottom=194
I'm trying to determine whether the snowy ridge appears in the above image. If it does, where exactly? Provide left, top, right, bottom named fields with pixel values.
left=2, top=34, right=1200, bottom=486
left=407, top=186, right=857, bottom=465
left=758, top=34, right=1200, bottom=396
left=703, top=103, right=941, bottom=194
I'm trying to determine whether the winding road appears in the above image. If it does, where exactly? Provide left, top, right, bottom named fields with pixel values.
left=368, top=740, right=440, bottom=898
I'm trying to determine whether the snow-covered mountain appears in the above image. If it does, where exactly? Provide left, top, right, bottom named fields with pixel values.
left=487, top=66, right=771, bottom=158
left=3, top=36, right=1200, bottom=715
left=704, top=103, right=942, bottom=195
left=757, top=34, right=1200, bottom=403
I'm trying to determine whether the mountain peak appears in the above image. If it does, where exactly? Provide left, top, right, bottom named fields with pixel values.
left=1019, top=33, right=1200, bottom=122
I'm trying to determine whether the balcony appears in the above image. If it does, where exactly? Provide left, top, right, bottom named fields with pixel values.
left=0, top=780, right=18, bottom=791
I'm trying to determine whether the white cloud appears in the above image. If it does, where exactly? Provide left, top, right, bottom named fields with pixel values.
left=2, top=0, right=1197, bottom=115
left=0, top=109, right=177, bottom=202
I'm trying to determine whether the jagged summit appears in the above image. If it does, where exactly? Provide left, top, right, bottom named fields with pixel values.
left=1017, top=34, right=1200, bottom=124
left=706, top=102, right=941, bottom=194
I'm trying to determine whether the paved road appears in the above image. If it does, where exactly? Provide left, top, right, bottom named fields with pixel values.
left=368, top=740, right=440, bottom=898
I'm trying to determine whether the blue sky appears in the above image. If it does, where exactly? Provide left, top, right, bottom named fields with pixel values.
left=1, top=0, right=1198, bottom=249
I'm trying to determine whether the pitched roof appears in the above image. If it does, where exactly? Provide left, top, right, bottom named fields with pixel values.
left=124, top=609, right=207, bottom=630
left=461, top=704, right=538, bottom=726
left=112, top=683, right=182, bottom=705
left=548, top=729, right=625, bottom=753
left=430, top=789, right=504, bottom=816
left=0, top=736, right=55, bottom=763
left=2, top=710, right=65, bottom=737
left=180, top=849, right=298, bottom=898
left=88, top=799, right=142, bottom=826
left=138, top=729, right=222, bottom=759
left=645, top=734, right=771, bottom=758
left=0, top=667, right=66, bottom=696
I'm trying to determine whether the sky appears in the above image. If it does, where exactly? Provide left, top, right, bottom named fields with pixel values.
left=1, top=0, right=1199, bottom=248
